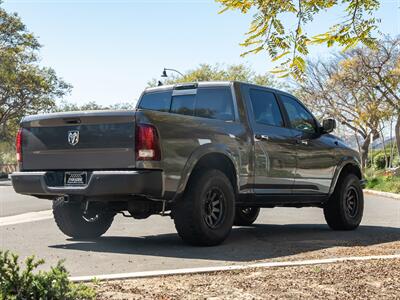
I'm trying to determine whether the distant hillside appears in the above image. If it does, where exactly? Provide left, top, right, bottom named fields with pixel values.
left=372, top=137, right=396, bottom=150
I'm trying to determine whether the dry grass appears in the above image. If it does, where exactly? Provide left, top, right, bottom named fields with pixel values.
left=95, top=257, right=400, bottom=300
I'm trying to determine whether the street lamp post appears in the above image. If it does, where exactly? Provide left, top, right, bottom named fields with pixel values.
left=161, top=68, right=184, bottom=78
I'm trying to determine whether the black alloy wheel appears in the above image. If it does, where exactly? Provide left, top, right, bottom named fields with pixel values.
left=203, top=187, right=225, bottom=229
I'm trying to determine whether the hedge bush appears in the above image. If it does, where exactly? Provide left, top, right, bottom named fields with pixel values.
left=371, top=147, right=400, bottom=170
left=373, top=152, right=387, bottom=169
left=0, top=251, right=95, bottom=300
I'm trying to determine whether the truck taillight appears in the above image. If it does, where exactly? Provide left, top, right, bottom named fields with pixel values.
left=135, top=124, right=161, bottom=161
left=16, top=128, right=23, bottom=162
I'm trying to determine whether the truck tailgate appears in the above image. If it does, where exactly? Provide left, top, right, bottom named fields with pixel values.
left=20, top=110, right=136, bottom=170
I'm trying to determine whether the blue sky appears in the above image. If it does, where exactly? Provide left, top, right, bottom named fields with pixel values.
left=3, top=0, right=400, bottom=106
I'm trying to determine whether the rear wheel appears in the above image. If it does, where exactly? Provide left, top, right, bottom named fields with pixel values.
left=323, top=174, right=364, bottom=230
left=173, top=169, right=235, bottom=246
left=234, top=207, right=260, bottom=226
left=53, top=197, right=114, bottom=239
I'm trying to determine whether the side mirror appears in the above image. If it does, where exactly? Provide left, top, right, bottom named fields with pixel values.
left=322, top=119, right=336, bottom=134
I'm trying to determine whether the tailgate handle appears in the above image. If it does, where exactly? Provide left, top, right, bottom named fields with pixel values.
left=63, top=118, right=81, bottom=124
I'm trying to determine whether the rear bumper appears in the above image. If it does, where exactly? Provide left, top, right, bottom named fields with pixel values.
left=11, top=170, right=162, bottom=198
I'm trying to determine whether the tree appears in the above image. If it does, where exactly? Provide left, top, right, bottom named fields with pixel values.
left=53, top=100, right=135, bottom=112
left=298, top=50, right=391, bottom=168
left=0, top=2, right=70, bottom=142
left=52, top=101, right=104, bottom=112
left=150, top=63, right=287, bottom=89
left=346, top=37, right=400, bottom=159
left=217, top=0, right=380, bottom=79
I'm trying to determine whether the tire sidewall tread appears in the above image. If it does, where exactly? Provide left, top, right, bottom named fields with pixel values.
left=234, top=207, right=260, bottom=226
left=174, top=169, right=235, bottom=246
left=324, top=173, right=364, bottom=230
left=53, top=197, right=114, bottom=239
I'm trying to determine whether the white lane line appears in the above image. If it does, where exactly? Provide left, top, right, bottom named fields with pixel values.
left=0, top=210, right=53, bottom=226
left=70, top=253, right=400, bottom=282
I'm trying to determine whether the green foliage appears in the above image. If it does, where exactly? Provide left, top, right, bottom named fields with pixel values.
left=365, top=176, right=379, bottom=188
left=393, top=155, right=400, bottom=167
left=0, top=3, right=71, bottom=142
left=217, top=0, right=380, bottom=80
left=108, top=102, right=136, bottom=110
left=370, top=145, right=399, bottom=170
left=52, top=100, right=135, bottom=112
left=363, top=167, right=376, bottom=179
left=0, top=141, right=15, bottom=165
left=373, top=152, right=386, bottom=169
left=296, top=37, right=400, bottom=167
left=365, top=172, right=400, bottom=193
left=150, top=63, right=288, bottom=90
left=52, top=101, right=105, bottom=112
left=0, top=250, right=95, bottom=300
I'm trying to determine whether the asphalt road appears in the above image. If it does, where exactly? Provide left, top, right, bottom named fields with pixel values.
left=0, top=183, right=51, bottom=217
left=1, top=185, right=399, bottom=277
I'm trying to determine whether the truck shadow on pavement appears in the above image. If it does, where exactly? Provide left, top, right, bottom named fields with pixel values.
left=49, top=224, right=400, bottom=262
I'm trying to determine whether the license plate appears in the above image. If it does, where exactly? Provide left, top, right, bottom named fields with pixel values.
left=64, top=172, right=87, bottom=186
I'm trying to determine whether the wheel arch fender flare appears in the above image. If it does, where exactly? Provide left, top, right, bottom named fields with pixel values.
left=329, top=157, right=363, bottom=195
left=174, top=143, right=240, bottom=200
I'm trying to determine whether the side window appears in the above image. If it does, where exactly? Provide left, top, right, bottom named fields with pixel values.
left=249, top=89, right=284, bottom=127
left=280, top=95, right=316, bottom=134
left=195, top=88, right=234, bottom=121
left=170, top=94, right=196, bottom=116
left=138, top=91, right=172, bottom=112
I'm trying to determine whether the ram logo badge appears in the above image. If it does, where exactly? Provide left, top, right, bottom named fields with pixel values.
left=68, top=130, right=80, bottom=146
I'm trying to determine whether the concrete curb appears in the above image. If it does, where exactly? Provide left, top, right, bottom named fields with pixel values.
left=70, top=254, right=400, bottom=283
left=364, top=189, right=400, bottom=200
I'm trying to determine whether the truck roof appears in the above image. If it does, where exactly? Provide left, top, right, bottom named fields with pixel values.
left=144, top=81, right=231, bottom=93
left=144, top=80, right=290, bottom=96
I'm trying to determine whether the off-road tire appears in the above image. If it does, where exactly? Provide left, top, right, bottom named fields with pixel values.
left=234, top=207, right=260, bottom=226
left=53, top=197, right=114, bottom=239
left=323, top=173, right=364, bottom=230
left=173, top=169, right=235, bottom=246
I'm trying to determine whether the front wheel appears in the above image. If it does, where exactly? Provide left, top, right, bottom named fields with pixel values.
left=173, top=169, right=235, bottom=246
left=323, top=174, right=364, bottom=230
left=234, top=207, right=260, bottom=226
left=53, top=197, right=114, bottom=239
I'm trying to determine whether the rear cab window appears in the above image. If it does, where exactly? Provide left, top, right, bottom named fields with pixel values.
left=138, top=91, right=172, bottom=112
left=139, top=86, right=235, bottom=121
left=170, top=94, right=196, bottom=116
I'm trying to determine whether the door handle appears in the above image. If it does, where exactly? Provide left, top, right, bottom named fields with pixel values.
left=255, top=134, right=269, bottom=141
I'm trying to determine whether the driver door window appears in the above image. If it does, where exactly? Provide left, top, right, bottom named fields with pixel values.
left=280, top=95, right=316, bottom=134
